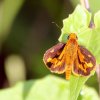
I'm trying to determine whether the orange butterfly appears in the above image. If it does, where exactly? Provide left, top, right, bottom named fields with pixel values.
left=43, top=33, right=96, bottom=80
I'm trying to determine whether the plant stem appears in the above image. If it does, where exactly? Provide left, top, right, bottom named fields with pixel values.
left=99, top=67, right=100, bottom=97
left=80, top=0, right=94, bottom=28
left=96, top=65, right=100, bottom=97
left=80, top=0, right=90, bottom=11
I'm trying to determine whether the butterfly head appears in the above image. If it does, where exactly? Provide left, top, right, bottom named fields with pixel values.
left=68, top=33, right=78, bottom=40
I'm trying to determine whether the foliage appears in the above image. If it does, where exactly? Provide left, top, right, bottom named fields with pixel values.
left=0, top=75, right=99, bottom=100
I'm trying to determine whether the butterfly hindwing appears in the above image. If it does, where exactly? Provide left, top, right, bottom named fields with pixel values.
left=73, top=46, right=96, bottom=76
left=43, top=43, right=67, bottom=74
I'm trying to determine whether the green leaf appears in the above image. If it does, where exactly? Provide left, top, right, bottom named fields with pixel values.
left=94, top=10, right=100, bottom=28
left=90, top=29, right=100, bottom=64
left=0, top=75, right=70, bottom=100
left=59, top=5, right=91, bottom=43
left=78, top=86, right=100, bottom=100
left=70, top=75, right=90, bottom=100
left=0, top=75, right=99, bottom=100
left=77, top=28, right=92, bottom=47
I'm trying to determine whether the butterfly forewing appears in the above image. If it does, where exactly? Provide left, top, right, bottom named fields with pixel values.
left=73, top=46, right=96, bottom=76
left=43, top=43, right=66, bottom=74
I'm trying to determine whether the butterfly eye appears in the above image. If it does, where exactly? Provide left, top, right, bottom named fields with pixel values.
left=76, top=36, right=78, bottom=39
left=67, top=35, right=70, bottom=39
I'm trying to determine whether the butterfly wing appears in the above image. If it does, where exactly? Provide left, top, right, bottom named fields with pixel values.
left=72, top=46, right=96, bottom=76
left=43, top=43, right=67, bottom=74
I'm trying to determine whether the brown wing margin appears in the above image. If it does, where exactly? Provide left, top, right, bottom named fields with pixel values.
left=72, top=46, right=96, bottom=76
left=43, top=42, right=66, bottom=74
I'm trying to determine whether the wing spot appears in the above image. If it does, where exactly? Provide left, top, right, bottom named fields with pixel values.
left=50, top=49, right=54, bottom=53
left=86, top=62, right=93, bottom=67
left=47, top=57, right=52, bottom=62
left=55, top=61, right=62, bottom=67
left=88, top=55, right=92, bottom=57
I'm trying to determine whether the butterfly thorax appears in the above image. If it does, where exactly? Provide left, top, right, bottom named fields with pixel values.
left=65, top=33, right=78, bottom=65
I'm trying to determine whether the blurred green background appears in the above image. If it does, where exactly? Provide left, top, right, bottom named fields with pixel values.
left=0, top=0, right=100, bottom=95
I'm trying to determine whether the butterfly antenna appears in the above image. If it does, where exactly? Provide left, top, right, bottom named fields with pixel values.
left=52, top=22, right=61, bottom=30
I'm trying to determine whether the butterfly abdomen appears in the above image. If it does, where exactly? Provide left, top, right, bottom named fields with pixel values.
left=66, top=66, right=72, bottom=80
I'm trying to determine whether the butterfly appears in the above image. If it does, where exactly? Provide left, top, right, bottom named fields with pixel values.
left=43, top=33, right=96, bottom=80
